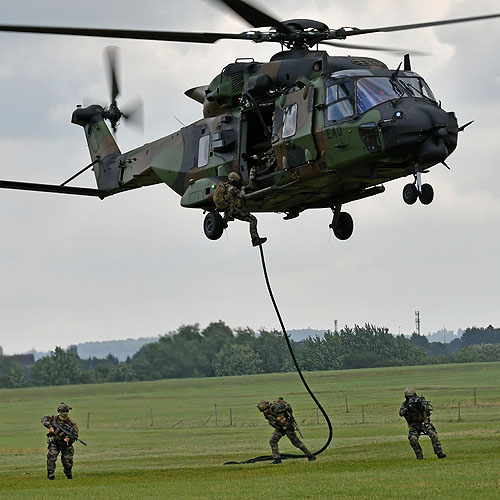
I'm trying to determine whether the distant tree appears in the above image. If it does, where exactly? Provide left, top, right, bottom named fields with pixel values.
left=462, top=326, right=500, bottom=346
left=30, top=347, right=83, bottom=386
left=410, top=333, right=429, bottom=349
left=0, top=359, right=29, bottom=388
left=132, top=324, right=208, bottom=379
left=233, top=327, right=258, bottom=346
left=200, top=321, right=235, bottom=376
left=106, top=362, right=136, bottom=382
left=253, top=329, right=294, bottom=373
left=296, top=324, right=429, bottom=370
left=213, top=344, right=263, bottom=376
left=342, top=351, right=387, bottom=369
left=6, top=362, right=29, bottom=388
left=297, top=334, right=337, bottom=371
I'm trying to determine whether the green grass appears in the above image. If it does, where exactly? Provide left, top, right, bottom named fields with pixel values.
left=1, top=362, right=500, bottom=499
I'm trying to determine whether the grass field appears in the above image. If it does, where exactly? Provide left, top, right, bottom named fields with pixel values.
left=1, top=362, right=500, bottom=499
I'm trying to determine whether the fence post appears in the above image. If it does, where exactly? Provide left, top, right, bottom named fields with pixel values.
left=230, top=408, right=233, bottom=427
left=474, top=388, right=477, bottom=406
left=170, top=420, right=183, bottom=429
left=215, top=404, right=218, bottom=426
left=316, top=407, right=319, bottom=425
left=362, top=406, right=365, bottom=424
left=345, top=394, right=349, bottom=413
left=87, top=412, right=90, bottom=429
left=458, top=402, right=461, bottom=421
left=150, top=408, right=154, bottom=427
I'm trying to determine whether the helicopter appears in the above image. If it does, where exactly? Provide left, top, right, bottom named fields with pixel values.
left=1, top=0, right=499, bottom=242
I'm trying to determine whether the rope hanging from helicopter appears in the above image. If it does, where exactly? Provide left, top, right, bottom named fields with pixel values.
left=224, top=244, right=333, bottom=465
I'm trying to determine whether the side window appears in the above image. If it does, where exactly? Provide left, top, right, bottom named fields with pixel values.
left=197, top=134, right=210, bottom=168
left=282, top=103, right=298, bottom=139
left=326, top=82, right=354, bottom=122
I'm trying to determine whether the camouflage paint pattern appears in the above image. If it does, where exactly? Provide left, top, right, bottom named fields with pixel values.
left=71, top=51, right=458, bottom=218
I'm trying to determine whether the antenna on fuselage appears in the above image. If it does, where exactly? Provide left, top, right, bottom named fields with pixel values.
left=404, top=54, right=411, bottom=71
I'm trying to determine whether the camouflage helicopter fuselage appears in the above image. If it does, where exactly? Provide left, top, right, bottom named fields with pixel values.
left=71, top=48, right=458, bottom=221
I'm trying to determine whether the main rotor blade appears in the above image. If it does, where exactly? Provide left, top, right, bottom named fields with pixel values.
left=213, top=0, right=293, bottom=32
left=342, top=12, right=500, bottom=37
left=0, top=180, right=104, bottom=197
left=0, top=25, right=254, bottom=43
left=106, top=46, right=120, bottom=103
left=320, top=40, right=428, bottom=57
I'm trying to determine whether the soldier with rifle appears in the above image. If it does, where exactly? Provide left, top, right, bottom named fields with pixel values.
left=257, top=397, right=316, bottom=464
left=41, top=402, right=85, bottom=480
left=399, top=388, right=446, bottom=460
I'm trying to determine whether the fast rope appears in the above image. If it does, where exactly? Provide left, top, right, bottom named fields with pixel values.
left=224, top=244, right=333, bottom=465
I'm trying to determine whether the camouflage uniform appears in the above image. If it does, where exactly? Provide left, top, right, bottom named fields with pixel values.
left=249, top=149, right=276, bottom=189
left=399, top=389, right=445, bottom=460
left=213, top=172, right=266, bottom=246
left=257, top=398, right=315, bottom=463
left=41, top=403, right=79, bottom=479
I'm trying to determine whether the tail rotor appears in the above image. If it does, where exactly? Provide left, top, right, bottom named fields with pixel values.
left=102, top=46, right=144, bottom=134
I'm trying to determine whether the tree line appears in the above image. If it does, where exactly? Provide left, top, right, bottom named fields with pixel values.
left=1, top=322, right=500, bottom=388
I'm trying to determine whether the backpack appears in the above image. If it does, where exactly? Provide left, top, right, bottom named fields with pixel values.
left=213, top=182, right=230, bottom=210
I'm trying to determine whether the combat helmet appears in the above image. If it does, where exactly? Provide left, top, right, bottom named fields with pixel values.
left=57, top=402, right=72, bottom=413
left=257, top=400, right=270, bottom=412
left=227, top=172, right=241, bottom=183
left=404, top=388, right=417, bottom=398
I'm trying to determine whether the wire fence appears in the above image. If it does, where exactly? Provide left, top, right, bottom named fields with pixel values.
left=80, top=387, right=500, bottom=430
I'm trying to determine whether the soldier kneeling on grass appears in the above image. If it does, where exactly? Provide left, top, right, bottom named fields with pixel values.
left=399, top=388, right=446, bottom=460
left=41, top=402, right=79, bottom=480
left=257, top=397, right=316, bottom=464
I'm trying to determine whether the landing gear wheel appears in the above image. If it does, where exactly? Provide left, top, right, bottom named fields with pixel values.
left=403, top=183, right=418, bottom=205
left=332, top=212, right=354, bottom=240
left=203, top=212, right=225, bottom=240
left=419, top=183, right=434, bottom=205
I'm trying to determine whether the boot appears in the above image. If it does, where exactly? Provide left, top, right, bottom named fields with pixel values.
left=437, top=452, right=447, bottom=459
left=252, top=237, right=267, bottom=247
left=47, top=472, right=55, bottom=480
left=272, top=457, right=282, bottom=464
left=307, top=454, right=317, bottom=462
left=416, top=455, right=423, bottom=460
left=64, top=468, right=73, bottom=479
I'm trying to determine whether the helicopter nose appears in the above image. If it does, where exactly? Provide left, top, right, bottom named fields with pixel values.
left=379, top=100, right=458, bottom=165
left=417, top=134, right=449, bottom=164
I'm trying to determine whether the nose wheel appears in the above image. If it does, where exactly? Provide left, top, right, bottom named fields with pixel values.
left=403, top=172, right=434, bottom=206
left=329, top=206, right=354, bottom=240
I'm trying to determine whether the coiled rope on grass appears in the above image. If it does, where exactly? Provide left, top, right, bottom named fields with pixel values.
left=224, top=244, right=333, bottom=465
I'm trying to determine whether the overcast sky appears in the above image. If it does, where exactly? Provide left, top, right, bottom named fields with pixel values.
left=1, top=0, right=499, bottom=354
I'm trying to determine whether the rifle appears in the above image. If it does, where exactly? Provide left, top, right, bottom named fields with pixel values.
left=288, top=411, right=304, bottom=439
left=52, top=420, right=87, bottom=446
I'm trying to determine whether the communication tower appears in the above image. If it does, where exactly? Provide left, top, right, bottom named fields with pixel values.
left=415, top=311, right=421, bottom=336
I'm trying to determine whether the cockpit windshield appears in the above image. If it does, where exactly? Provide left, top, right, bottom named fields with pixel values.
left=326, top=75, right=438, bottom=121
left=356, top=77, right=401, bottom=114
left=356, top=76, right=437, bottom=114
left=398, top=77, right=436, bottom=102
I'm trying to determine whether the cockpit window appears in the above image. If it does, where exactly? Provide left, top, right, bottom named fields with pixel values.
left=399, top=77, right=437, bottom=102
left=356, top=77, right=401, bottom=114
left=356, top=76, right=437, bottom=114
left=326, top=81, right=354, bottom=122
